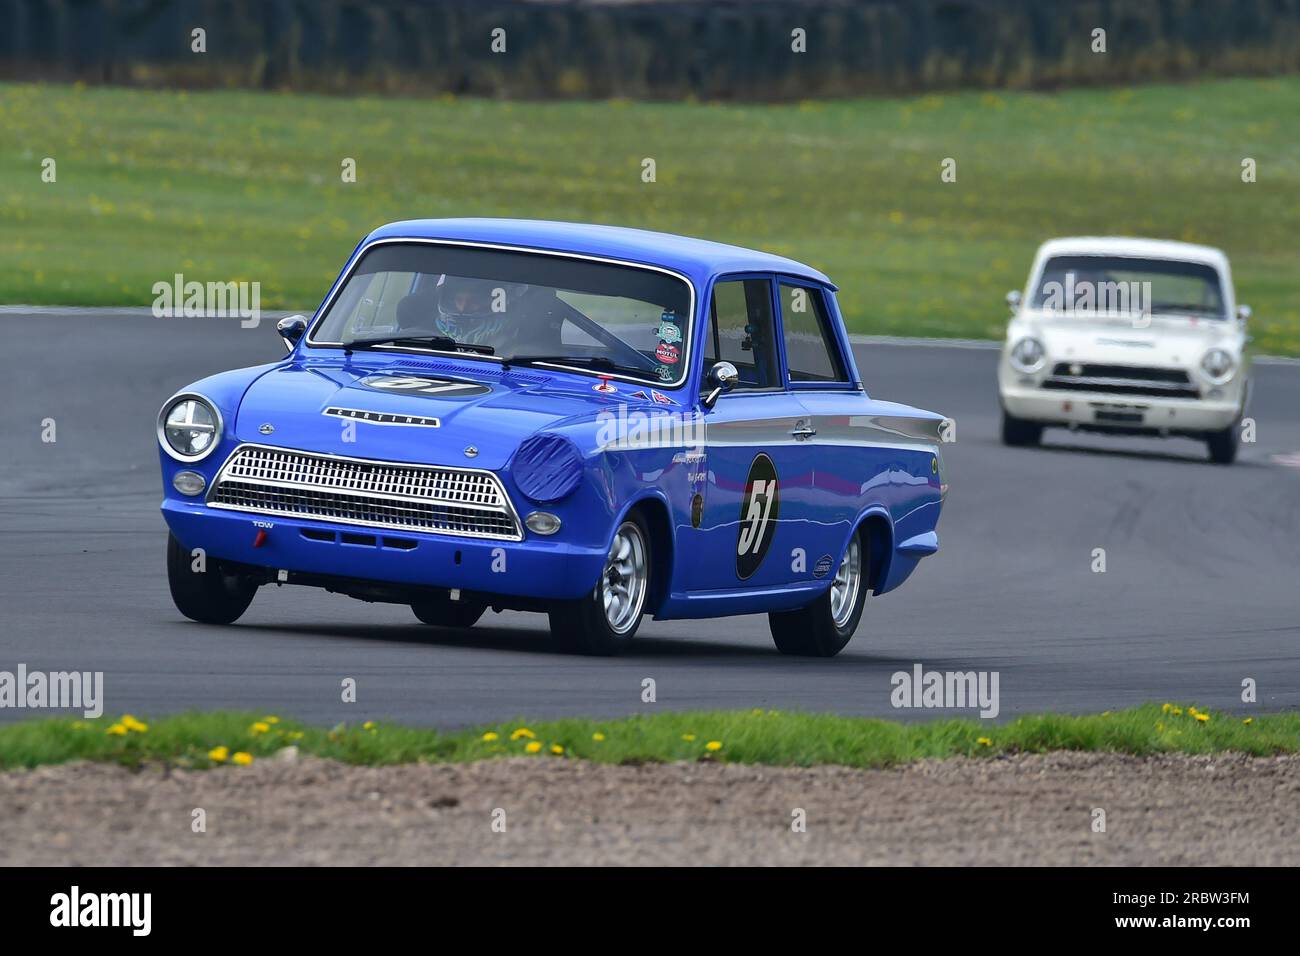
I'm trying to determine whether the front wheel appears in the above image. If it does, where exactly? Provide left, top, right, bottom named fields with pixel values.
left=769, top=530, right=868, bottom=657
left=411, top=593, right=487, bottom=628
left=1001, top=408, right=1043, bottom=447
left=166, top=531, right=257, bottom=624
left=1206, top=424, right=1239, bottom=465
left=549, top=516, right=650, bottom=655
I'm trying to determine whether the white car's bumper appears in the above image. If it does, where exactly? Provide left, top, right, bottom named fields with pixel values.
left=999, top=382, right=1242, bottom=433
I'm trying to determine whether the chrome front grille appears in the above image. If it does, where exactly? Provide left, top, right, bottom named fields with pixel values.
left=208, top=445, right=522, bottom=541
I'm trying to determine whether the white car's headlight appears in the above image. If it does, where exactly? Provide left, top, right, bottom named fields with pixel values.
left=1200, top=348, right=1236, bottom=384
left=1009, top=336, right=1046, bottom=373
left=158, top=393, right=222, bottom=462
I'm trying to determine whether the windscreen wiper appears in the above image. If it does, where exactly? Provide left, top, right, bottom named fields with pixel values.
left=501, top=354, right=623, bottom=372
left=343, top=335, right=495, bottom=355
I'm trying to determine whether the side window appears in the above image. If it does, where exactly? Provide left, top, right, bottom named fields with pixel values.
left=704, top=279, right=779, bottom=389
left=779, top=283, right=848, bottom=383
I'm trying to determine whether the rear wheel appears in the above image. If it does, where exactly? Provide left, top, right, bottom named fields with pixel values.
left=1206, top=424, right=1239, bottom=465
left=411, top=594, right=487, bottom=628
left=1001, top=408, right=1043, bottom=447
left=769, top=530, right=868, bottom=658
left=166, top=531, right=257, bottom=624
left=549, top=516, right=650, bottom=655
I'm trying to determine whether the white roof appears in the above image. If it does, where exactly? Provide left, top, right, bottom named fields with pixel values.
left=1035, top=236, right=1229, bottom=271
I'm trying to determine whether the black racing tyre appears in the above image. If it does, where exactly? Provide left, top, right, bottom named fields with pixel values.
left=549, top=515, right=651, bottom=656
left=1206, top=424, right=1239, bottom=465
left=411, top=593, right=487, bottom=628
left=769, top=528, right=868, bottom=658
left=1000, top=408, right=1043, bottom=447
left=166, top=531, right=257, bottom=624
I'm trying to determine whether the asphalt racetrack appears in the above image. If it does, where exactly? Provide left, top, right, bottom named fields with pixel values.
left=2, top=309, right=1298, bottom=727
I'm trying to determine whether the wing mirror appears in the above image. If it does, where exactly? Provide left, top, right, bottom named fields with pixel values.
left=1005, top=290, right=1022, bottom=313
left=277, top=314, right=308, bottom=352
left=1237, top=304, right=1252, bottom=325
left=702, top=361, right=739, bottom=409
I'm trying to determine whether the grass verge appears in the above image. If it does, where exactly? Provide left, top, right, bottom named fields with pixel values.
left=2, top=77, right=1299, bottom=353
left=0, top=705, right=1294, bottom=772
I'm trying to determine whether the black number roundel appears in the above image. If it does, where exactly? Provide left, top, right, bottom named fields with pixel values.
left=736, top=453, right=780, bottom=580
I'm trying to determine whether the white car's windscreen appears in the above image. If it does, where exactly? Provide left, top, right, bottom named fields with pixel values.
left=1031, top=255, right=1226, bottom=319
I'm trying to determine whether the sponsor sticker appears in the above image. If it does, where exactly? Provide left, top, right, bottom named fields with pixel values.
left=812, top=554, right=834, bottom=579
left=650, top=390, right=677, bottom=406
left=655, top=342, right=680, bottom=364
left=592, top=378, right=619, bottom=394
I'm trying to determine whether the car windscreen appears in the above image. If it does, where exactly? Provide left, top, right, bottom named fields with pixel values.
left=310, top=242, right=694, bottom=385
left=1030, top=255, right=1226, bottom=319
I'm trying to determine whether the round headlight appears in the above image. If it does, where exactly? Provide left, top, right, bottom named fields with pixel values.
left=158, top=393, right=222, bottom=462
left=1009, top=336, right=1046, bottom=373
left=1201, top=348, right=1235, bottom=384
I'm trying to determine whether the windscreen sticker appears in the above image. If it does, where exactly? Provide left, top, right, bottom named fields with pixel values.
left=736, top=453, right=780, bottom=580
left=655, top=311, right=683, bottom=345
left=654, top=342, right=680, bottom=364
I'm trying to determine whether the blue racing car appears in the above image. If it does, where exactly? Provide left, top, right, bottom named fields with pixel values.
left=158, top=219, right=948, bottom=655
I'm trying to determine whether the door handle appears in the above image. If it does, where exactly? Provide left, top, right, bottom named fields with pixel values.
left=790, top=423, right=817, bottom=440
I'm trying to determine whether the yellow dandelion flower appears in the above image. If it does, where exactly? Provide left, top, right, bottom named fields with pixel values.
left=250, top=721, right=270, bottom=735
left=705, top=741, right=722, bottom=752
left=1171, top=707, right=1183, bottom=716
left=362, top=721, right=377, bottom=731
left=120, top=715, right=148, bottom=733
left=550, top=744, right=564, bottom=755
left=1243, top=718, right=1254, bottom=725
left=106, top=723, right=127, bottom=736
left=262, top=716, right=280, bottom=724
left=231, top=751, right=253, bottom=766
left=287, top=731, right=304, bottom=741
left=1161, top=703, right=1173, bottom=714
left=681, top=734, right=696, bottom=742
left=525, top=741, right=543, bottom=754
left=208, top=746, right=229, bottom=762
left=592, top=732, right=606, bottom=742
left=1194, top=713, right=1209, bottom=723
left=751, top=708, right=763, bottom=716
left=976, top=737, right=992, bottom=747
left=511, top=728, right=535, bottom=741
left=482, top=731, right=500, bottom=742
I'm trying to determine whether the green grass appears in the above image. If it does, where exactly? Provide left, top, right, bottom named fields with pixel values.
left=1, top=78, right=1298, bottom=353
left=0, top=705, right=1294, bottom=771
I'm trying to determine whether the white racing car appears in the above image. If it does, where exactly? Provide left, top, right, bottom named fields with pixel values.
left=998, top=237, right=1250, bottom=464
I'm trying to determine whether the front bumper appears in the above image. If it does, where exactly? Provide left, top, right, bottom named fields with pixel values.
left=999, top=383, right=1242, bottom=433
left=162, top=499, right=607, bottom=601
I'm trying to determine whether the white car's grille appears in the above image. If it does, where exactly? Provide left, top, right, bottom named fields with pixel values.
left=1043, top=363, right=1200, bottom=399
left=208, top=445, right=522, bottom=541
